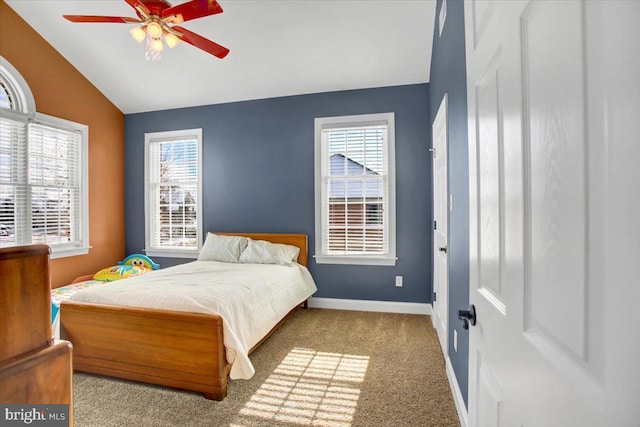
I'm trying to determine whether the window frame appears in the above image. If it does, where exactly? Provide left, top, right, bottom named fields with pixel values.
left=0, top=56, right=36, bottom=115
left=31, top=113, right=89, bottom=258
left=0, top=56, right=89, bottom=258
left=144, top=128, right=203, bottom=258
left=314, top=112, right=397, bottom=266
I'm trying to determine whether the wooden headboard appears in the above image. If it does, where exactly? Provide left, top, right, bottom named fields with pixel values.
left=216, top=233, right=308, bottom=266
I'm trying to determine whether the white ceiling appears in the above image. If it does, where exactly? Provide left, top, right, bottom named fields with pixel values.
left=5, top=0, right=435, bottom=114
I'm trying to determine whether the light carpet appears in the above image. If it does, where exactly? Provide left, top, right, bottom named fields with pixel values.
left=73, top=308, right=460, bottom=426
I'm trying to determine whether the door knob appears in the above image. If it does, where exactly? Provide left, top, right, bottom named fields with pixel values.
left=439, top=246, right=447, bottom=253
left=458, top=304, right=477, bottom=330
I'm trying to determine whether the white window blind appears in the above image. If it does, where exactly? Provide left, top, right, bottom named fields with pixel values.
left=28, top=121, right=82, bottom=247
left=1, top=112, right=88, bottom=255
left=0, top=110, right=27, bottom=246
left=145, top=129, right=202, bottom=257
left=315, top=113, right=396, bottom=266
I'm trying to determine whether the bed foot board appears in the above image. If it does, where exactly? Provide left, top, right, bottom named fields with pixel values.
left=61, top=301, right=230, bottom=399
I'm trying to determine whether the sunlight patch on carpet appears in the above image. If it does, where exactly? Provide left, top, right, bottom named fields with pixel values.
left=233, top=347, right=369, bottom=426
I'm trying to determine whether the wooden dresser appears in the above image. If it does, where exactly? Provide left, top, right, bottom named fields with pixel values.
left=0, top=244, right=73, bottom=424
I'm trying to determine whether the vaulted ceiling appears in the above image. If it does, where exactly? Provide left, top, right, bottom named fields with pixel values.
left=5, top=1, right=435, bottom=114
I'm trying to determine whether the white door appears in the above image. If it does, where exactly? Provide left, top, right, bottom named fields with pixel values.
left=464, top=1, right=640, bottom=426
left=432, top=94, right=449, bottom=354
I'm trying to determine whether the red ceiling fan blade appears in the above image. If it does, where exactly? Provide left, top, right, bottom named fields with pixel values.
left=163, top=0, right=223, bottom=22
left=173, top=25, right=229, bottom=58
left=124, top=0, right=151, bottom=16
left=63, top=15, right=142, bottom=24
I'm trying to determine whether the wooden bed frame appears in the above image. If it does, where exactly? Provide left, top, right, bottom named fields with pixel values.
left=60, top=233, right=309, bottom=400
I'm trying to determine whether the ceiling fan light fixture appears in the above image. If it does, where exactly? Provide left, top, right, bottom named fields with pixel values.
left=147, top=20, right=163, bottom=38
left=150, top=37, right=164, bottom=52
left=164, top=32, right=180, bottom=48
left=130, top=26, right=146, bottom=43
left=63, top=0, right=229, bottom=59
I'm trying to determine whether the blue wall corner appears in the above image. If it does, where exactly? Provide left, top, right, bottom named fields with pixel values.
left=429, top=0, right=471, bottom=406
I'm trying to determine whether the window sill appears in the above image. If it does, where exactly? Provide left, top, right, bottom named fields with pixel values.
left=144, top=248, right=200, bottom=259
left=314, top=255, right=397, bottom=266
left=50, top=246, right=90, bottom=259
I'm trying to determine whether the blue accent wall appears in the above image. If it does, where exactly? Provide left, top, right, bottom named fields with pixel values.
left=124, top=84, right=433, bottom=303
left=429, top=0, right=470, bottom=406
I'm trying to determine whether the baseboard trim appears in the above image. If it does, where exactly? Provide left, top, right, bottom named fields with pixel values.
left=446, top=356, right=468, bottom=427
left=308, top=297, right=432, bottom=315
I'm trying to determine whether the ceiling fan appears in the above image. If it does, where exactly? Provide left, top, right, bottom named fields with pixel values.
left=63, top=0, right=229, bottom=59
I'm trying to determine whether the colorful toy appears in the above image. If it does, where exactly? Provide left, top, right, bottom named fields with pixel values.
left=92, top=254, right=160, bottom=282
left=93, top=265, right=149, bottom=281
left=117, top=254, right=160, bottom=270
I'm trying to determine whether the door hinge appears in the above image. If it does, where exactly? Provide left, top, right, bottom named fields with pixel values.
left=434, top=220, right=437, bottom=230
left=433, top=291, right=437, bottom=302
left=429, top=147, right=436, bottom=158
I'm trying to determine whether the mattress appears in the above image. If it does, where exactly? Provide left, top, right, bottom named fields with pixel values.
left=67, top=260, right=318, bottom=379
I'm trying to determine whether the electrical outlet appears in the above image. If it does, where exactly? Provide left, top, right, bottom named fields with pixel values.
left=395, top=276, right=403, bottom=287
left=454, top=329, right=458, bottom=352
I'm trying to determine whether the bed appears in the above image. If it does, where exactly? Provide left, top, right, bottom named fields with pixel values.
left=60, top=233, right=316, bottom=400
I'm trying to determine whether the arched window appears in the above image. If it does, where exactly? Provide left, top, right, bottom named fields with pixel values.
left=0, top=82, right=12, bottom=109
left=0, top=56, right=89, bottom=258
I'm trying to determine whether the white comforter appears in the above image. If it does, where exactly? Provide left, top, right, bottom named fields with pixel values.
left=69, top=260, right=317, bottom=379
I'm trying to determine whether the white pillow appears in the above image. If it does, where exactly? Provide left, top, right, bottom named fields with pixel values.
left=198, top=233, right=248, bottom=263
left=239, top=239, right=300, bottom=266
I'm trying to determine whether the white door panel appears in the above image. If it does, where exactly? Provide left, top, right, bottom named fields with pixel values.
left=432, top=94, right=449, bottom=354
left=523, top=0, right=588, bottom=361
left=465, top=1, right=640, bottom=426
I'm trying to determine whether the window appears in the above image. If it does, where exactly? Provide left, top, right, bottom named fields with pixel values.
left=0, top=57, right=89, bottom=258
left=144, top=129, right=202, bottom=258
left=314, top=113, right=396, bottom=266
left=0, top=82, right=13, bottom=109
